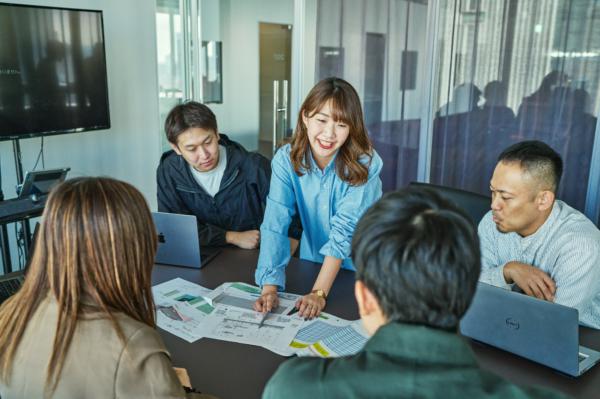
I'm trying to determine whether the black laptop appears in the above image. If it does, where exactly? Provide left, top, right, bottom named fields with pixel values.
left=0, top=271, right=26, bottom=305
left=460, top=282, right=600, bottom=377
left=18, top=167, right=70, bottom=198
left=0, top=223, right=40, bottom=305
left=152, top=212, right=220, bottom=268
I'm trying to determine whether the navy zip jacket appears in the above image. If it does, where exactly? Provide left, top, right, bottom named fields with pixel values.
left=157, top=134, right=299, bottom=246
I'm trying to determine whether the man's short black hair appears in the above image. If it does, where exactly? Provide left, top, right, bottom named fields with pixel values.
left=164, top=101, right=218, bottom=144
left=351, top=187, right=481, bottom=330
left=497, top=140, right=563, bottom=193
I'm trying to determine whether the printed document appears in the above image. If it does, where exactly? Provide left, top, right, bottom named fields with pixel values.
left=153, top=279, right=370, bottom=357
left=199, top=282, right=302, bottom=355
left=290, top=317, right=369, bottom=358
left=204, top=281, right=299, bottom=314
left=152, top=278, right=215, bottom=343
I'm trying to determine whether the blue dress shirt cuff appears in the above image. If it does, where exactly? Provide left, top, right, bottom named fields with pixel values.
left=319, top=242, right=346, bottom=261
left=255, top=266, right=286, bottom=291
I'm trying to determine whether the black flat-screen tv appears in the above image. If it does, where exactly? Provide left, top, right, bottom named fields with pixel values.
left=0, top=3, right=110, bottom=141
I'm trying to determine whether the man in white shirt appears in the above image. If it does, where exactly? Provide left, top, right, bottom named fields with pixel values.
left=478, top=140, right=600, bottom=328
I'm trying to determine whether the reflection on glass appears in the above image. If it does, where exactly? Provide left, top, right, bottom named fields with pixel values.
left=0, top=4, right=109, bottom=138
left=431, top=0, right=600, bottom=213
left=315, top=0, right=429, bottom=192
left=202, top=41, right=222, bottom=103
left=156, top=0, right=185, bottom=151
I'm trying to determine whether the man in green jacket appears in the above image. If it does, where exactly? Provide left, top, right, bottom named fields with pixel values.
left=263, top=187, right=565, bottom=399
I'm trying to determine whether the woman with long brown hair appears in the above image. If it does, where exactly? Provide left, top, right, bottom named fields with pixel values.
left=0, top=177, right=210, bottom=398
left=254, top=77, right=383, bottom=319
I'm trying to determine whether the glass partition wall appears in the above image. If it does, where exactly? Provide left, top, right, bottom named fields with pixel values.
left=156, top=0, right=186, bottom=152
left=430, top=0, right=600, bottom=216
left=314, top=0, right=429, bottom=192
left=155, top=0, right=294, bottom=154
left=156, top=0, right=600, bottom=223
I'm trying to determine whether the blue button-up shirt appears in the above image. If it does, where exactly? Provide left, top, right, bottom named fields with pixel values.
left=255, top=144, right=383, bottom=289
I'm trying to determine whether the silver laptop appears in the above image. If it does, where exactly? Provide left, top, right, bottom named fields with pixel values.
left=460, top=282, right=600, bottom=377
left=152, top=212, right=220, bottom=268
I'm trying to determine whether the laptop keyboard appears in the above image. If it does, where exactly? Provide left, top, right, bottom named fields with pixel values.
left=579, top=353, right=588, bottom=363
left=0, top=278, right=22, bottom=303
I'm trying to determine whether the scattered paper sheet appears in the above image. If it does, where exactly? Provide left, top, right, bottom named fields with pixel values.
left=205, top=281, right=299, bottom=315
left=152, top=278, right=214, bottom=343
left=290, top=317, right=369, bottom=358
left=199, top=307, right=302, bottom=356
left=198, top=282, right=302, bottom=355
left=153, top=279, right=370, bottom=357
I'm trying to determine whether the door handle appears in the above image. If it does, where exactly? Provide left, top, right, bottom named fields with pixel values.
left=272, top=80, right=280, bottom=156
left=272, top=80, right=289, bottom=155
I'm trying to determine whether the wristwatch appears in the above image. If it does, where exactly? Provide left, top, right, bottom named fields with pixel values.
left=311, top=289, right=327, bottom=300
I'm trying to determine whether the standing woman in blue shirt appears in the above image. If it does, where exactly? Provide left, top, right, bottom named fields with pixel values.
left=253, top=77, right=383, bottom=319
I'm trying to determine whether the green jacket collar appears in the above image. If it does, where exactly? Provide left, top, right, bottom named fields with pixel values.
left=364, top=321, right=478, bottom=367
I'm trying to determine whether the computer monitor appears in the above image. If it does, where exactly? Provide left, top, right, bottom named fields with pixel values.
left=0, top=3, right=110, bottom=140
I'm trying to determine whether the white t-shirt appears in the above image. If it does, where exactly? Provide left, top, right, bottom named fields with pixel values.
left=189, top=145, right=227, bottom=197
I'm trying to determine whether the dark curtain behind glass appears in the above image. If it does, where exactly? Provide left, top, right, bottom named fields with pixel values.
left=431, top=0, right=599, bottom=213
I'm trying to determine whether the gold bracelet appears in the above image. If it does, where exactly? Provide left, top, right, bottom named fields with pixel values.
left=310, top=289, right=327, bottom=300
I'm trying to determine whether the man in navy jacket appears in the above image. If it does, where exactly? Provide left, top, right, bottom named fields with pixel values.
left=157, top=101, right=300, bottom=248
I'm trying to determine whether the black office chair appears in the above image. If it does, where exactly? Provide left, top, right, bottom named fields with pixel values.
left=408, top=182, right=491, bottom=226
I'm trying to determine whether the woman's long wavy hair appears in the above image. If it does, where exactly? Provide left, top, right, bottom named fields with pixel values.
left=290, top=77, right=373, bottom=186
left=0, top=177, right=157, bottom=396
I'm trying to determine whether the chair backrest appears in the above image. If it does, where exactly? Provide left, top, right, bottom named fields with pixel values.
left=409, top=182, right=491, bottom=225
left=371, top=139, right=398, bottom=193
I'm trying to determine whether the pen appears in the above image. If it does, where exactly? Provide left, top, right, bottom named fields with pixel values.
left=257, top=311, right=269, bottom=329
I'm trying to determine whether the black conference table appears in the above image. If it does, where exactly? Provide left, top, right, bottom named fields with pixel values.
left=152, top=248, right=600, bottom=399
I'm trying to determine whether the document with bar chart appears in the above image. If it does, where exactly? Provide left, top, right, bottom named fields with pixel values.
left=290, top=317, right=369, bottom=358
left=152, top=278, right=214, bottom=343
left=204, top=281, right=299, bottom=315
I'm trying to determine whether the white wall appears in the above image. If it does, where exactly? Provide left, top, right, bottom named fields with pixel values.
left=2, top=0, right=161, bottom=269
left=200, top=0, right=222, bottom=41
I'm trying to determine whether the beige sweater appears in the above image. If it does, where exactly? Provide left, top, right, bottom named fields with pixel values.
left=0, top=297, right=210, bottom=398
